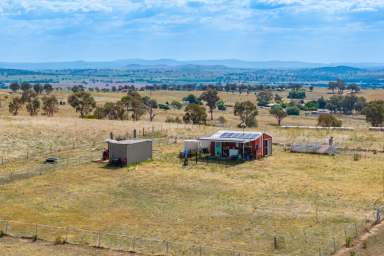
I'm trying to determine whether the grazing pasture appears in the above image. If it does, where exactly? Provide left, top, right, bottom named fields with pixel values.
left=0, top=88, right=383, bottom=255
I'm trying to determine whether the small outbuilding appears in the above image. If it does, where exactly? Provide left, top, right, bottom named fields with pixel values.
left=198, top=130, right=272, bottom=160
left=105, top=139, right=152, bottom=166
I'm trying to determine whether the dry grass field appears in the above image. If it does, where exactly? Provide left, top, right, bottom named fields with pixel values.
left=0, top=88, right=383, bottom=255
left=0, top=236, right=136, bottom=256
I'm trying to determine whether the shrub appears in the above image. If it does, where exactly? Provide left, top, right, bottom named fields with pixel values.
left=318, top=114, right=342, bottom=127
left=286, top=106, right=300, bottom=115
left=165, top=116, right=182, bottom=123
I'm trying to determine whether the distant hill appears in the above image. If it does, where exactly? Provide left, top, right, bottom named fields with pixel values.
left=1, top=59, right=383, bottom=70
left=0, top=68, right=39, bottom=75
left=306, top=66, right=364, bottom=73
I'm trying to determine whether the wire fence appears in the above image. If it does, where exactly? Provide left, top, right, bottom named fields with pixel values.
left=0, top=206, right=383, bottom=256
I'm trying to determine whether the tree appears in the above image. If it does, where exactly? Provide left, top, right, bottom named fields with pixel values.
left=33, top=84, right=44, bottom=94
left=328, top=81, right=337, bottom=94
left=9, top=82, right=20, bottom=92
left=42, top=95, right=59, bottom=117
left=340, top=95, right=358, bottom=115
left=44, top=84, right=54, bottom=94
left=26, top=97, right=41, bottom=116
left=143, top=96, right=158, bottom=122
left=8, top=96, right=23, bottom=115
left=200, top=89, right=220, bottom=120
left=183, top=104, right=207, bottom=124
left=274, top=94, right=283, bottom=103
left=270, top=104, right=287, bottom=126
left=362, top=100, right=384, bottom=127
left=317, top=96, right=327, bottom=109
left=234, top=101, right=258, bottom=127
left=288, top=89, right=306, bottom=99
left=183, top=94, right=201, bottom=104
left=326, top=95, right=343, bottom=113
left=120, top=90, right=146, bottom=121
left=21, top=89, right=37, bottom=104
left=68, top=91, right=96, bottom=118
left=286, top=105, right=300, bottom=115
left=170, top=100, right=183, bottom=110
left=318, top=114, right=342, bottom=127
left=354, top=97, right=367, bottom=113
left=336, top=79, right=345, bottom=94
left=20, top=82, right=31, bottom=92
left=256, top=91, right=273, bottom=106
left=101, top=102, right=126, bottom=120
left=348, top=84, right=361, bottom=94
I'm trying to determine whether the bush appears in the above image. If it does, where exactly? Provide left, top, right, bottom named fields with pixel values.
left=318, top=114, right=342, bottom=127
left=286, top=106, right=300, bottom=115
left=165, top=116, right=182, bottom=123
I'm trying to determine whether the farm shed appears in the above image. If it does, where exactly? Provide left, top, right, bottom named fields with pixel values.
left=105, top=139, right=152, bottom=166
left=198, top=130, right=272, bottom=160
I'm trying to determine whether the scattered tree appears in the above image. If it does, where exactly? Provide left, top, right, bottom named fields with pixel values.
left=20, top=82, right=31, bottom=92
left=120, top=90, right=146, bottom=121
left=200, top=89, right=220, bottom=120
left=362, top=100, right=384, bottom=127
left=33, top=84, right=44, bottom=94
left=42, top=95, right=59, bottom=117
left=183, top=104, right=207, bottom=124
left=270, top=104, right=287, bottom=126
left=317, top=96, right=327, bottom=109
left=8, top=96, right=23, bottom=115
left=234, top=101, right=258, bottom=127
left=256, top=91, right=273, bottom=106
left=44, top=84, right=54, bottom=94
left=143, top=96, right=158, bottom=121
left=9, top=82, right=20, bottom=92
left=68, top=91, right=96, bottom=118
left=183, top=94, right=201, bottom=104
left=286, top=105, right=300, bottom=115
left=288, top=89, right=306, bottom=99
left=26, top=97, right=41, bottom=116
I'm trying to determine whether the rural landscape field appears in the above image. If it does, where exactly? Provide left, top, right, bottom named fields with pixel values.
left=1, top=1, right=384, bottom=255
left=0, top=84, right=384, bottom=256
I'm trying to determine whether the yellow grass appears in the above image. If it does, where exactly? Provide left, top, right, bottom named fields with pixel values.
left=0, top=88, right=384, bottom=255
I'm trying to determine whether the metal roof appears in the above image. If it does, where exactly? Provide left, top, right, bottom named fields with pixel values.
left=105, top=139, right=152, bottom=145
left=199, top=130, right=263, bottom=143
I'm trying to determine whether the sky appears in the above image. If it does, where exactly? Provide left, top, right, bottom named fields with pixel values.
left=0, top=0, right=383, bottom=63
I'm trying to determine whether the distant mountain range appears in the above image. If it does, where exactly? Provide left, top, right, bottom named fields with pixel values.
left=0, top=59, right=384, bottom=70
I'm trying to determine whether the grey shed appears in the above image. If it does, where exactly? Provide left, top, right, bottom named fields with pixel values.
left=106, top=139, right=153, bottom=165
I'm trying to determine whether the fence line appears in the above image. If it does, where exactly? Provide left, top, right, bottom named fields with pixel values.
left=0, top=219, right=257, bottom=256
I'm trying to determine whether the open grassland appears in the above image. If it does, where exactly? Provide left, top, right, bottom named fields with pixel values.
left=0, top=88, right=384, bottom=255
left=0, top=144, right=383, bottom=255
left=1, top=88, right=383, bottom=161
left=0, top=236, right=135, bottom=256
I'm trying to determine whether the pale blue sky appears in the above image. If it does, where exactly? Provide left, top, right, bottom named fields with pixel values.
left=0, top=0, right=383, bottom=63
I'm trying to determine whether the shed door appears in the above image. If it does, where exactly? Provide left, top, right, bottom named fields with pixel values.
left=267, top=140, right=272, bottom=156
left=215, top=142, right=222, bottom=157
